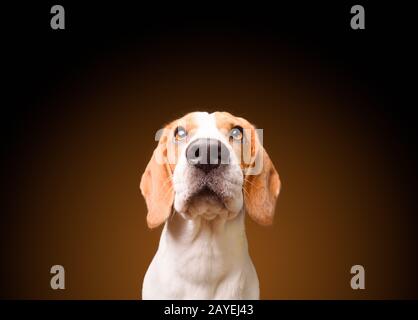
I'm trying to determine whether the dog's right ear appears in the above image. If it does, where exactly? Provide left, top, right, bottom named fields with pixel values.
left=140, top=133, right=174, bottom=229
left=242, top=124, right=281, bottom=226
left=244, top=147, right=281, bottom=226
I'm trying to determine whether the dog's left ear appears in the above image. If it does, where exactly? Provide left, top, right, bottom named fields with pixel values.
left=244, top=144, right=281, bottom=226
left=140, top=134, right=174, bottom=229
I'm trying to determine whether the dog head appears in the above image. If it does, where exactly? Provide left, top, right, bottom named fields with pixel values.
left=140, top=111, right=281, bottom=228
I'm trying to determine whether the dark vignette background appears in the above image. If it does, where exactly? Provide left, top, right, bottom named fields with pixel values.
left=1, top=2, right=417, bottom=299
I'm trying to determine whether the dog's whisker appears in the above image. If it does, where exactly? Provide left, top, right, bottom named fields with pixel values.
left=160, top=176, right=173, bottom=189
left=243, top=177, right=263, bottom=190
left=242, top=186, right=250, bottom=198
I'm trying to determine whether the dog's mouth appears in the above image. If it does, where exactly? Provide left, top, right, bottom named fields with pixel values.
left=183, top=185, right=229, bottom=220
left=188, top=185, right=224, bottom=204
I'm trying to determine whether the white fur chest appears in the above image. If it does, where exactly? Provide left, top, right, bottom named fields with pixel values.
left=142, top=213, right=259, bottom=299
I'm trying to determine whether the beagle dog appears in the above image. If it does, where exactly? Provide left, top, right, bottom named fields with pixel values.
left=140, top=111, right=280, bottom=299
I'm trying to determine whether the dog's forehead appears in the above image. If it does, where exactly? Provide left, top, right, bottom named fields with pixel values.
left=169, top=111, right=248, bottom=133
left=193, top=112, right=217, bottom=132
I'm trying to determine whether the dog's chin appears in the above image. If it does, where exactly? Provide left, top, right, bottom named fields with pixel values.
left=176, top=187, right=242, bottom=221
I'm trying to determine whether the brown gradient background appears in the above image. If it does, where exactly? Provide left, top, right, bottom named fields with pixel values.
left=1, top=3, right=417, bottom=299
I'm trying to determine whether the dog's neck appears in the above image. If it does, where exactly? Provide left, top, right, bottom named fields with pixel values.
left=143, top=208, right=259, bottom=299
left=167, top=209, right=245, bottom=239
left=159, top=209, right=249, bottom=278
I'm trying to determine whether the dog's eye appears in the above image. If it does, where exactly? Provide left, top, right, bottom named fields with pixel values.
left=229, top=126, right=244, bottom=141
left=174, top=126, right=188, bottom=141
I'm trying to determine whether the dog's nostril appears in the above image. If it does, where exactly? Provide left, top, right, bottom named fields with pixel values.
left=194, top=148, right=200, bottom=158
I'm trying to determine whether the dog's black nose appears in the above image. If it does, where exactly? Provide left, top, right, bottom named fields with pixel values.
left=186, top=138, right=230, bottom=173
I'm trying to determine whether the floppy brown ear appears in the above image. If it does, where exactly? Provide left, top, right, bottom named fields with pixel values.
left=244, top=147, right=281, bottom=226
left=140, top=140, right=174, bottom=229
